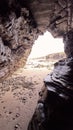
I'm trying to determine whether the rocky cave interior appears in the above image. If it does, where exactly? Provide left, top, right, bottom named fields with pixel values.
left=0, top=0, right=71, bottom=81
left=0, top=0, right=73, bottom=130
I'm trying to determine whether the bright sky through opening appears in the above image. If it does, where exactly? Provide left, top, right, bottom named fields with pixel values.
left=28, top=31, right=64, bottom=59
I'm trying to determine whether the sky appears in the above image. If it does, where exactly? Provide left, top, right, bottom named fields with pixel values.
left=28, top=31, right=64, bottom=59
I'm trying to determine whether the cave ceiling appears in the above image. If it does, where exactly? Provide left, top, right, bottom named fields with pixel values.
left=29, top=0, right=73, bottom=37
left=0, top=0, right=73, bottom=80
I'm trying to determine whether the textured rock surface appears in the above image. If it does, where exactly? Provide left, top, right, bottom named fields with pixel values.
left=27, top=31, right=73, bottom=130
left=0, top=0, right=73, bottom=80
left=0, top=1, right=39, bottom=80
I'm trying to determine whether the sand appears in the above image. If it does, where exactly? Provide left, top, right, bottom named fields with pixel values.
left=0, top=67, right=51, bottom=130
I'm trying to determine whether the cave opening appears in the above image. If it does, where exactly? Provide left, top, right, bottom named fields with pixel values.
left=26, top=31, right=65, bottom=69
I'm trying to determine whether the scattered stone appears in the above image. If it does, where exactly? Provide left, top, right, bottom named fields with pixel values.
left=14, top=124, right=20, bottom=130
left=16, top=113, right=20, bottom=118
left=9, top=111, right=12, bottom=114
left=1, top=100, right=4, bottom=103
left=13, top=117, right=15, bottom=120
left=22, top=97, right=26, bottom=103
left=3, top=106, right=5, bottom=109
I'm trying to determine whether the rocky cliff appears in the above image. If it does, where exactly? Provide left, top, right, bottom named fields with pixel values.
left=0, top=0, right=73, bottom=80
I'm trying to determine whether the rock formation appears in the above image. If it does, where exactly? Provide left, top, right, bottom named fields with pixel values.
left=0, top=0, right=73, bottom=80
left=0, top=0, right=39, bottom=80
left=27, top=30, right=73, bottom=130
left=0, top=0, right=73, bottom=129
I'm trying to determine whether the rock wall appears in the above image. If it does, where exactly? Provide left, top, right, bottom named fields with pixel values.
left=27, top=31, right=73, bottom=130
left=0, top=0, right=39, bottom=81
left=29, top=0, right=73, bottom=37
left=0, top=0, right=73, bottom=80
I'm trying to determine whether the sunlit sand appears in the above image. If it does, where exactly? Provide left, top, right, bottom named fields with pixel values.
left=0, top=32, right=64, bottom=130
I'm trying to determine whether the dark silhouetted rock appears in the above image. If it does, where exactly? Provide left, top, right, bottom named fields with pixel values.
left=28, top=30, right=73, bottom=130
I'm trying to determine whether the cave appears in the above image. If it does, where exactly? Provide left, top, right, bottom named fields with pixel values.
left=0, top=0, right=73, bottom=130
left=28, top=31, right=64, bottom=59
left=0, top=0, right=69, bottom=81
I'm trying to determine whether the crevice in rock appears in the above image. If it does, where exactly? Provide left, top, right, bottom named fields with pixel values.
left=2, top=39, right=11, bottom=49
left=0, top=0, right=9, bottom=16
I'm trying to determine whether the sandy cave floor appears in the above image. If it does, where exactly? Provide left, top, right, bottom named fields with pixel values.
left=0, top=67, right=51, bottom=130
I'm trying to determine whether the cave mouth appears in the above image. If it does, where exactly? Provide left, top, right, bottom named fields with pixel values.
left=26, top=31, right=64, bottom=68
left=28, top=31, right=64, bottom=59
